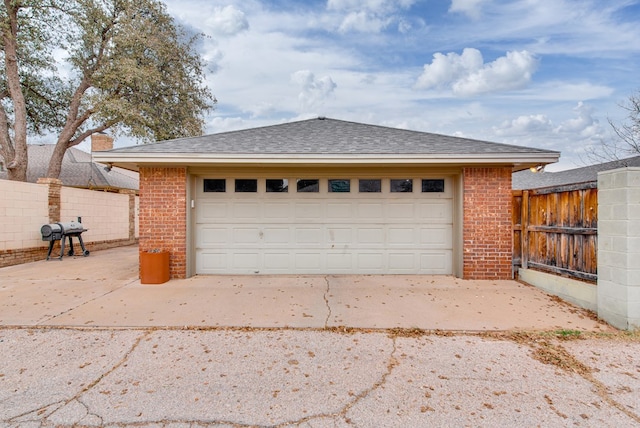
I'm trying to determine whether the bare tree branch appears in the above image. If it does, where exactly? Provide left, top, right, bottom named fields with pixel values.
left=584, top=90, right=640, bottom=164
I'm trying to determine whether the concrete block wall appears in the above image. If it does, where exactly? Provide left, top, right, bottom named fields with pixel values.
left=597, top=167, right=640, bottom=330
left=463, top=167, right=513, bottom=279
left=61, top=187, right=130, bottom=242
left=1, top=180, right=138, bottom=268
left=0, top=180, right=49, bottom=251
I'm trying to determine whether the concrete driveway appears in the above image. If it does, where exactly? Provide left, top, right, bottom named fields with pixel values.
left=0, top=245, right=611, bottom=332
left=3, top=247, right=640, bottom=427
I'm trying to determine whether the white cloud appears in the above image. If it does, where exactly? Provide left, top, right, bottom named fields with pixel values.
left=494, top=114, right=554, bottom=137
left=157, top=0, right=634, bottom=173
left=515, top=82, right=614, bottom=102
left=244, top=102, right=278, bottom=119
left=327, top=0, right=415, bottom=13
left=494, top=102, right=603, bottom=139
left=555, top=102, right=603, bottom=138
left=327, top=0, right=416, bottom=33
left=207, top=116, right=249, bottom=133
left=338, top=11, right=391, bottom=33
left=488, top=101, right=609, bottom=170
left=291, top=70, right=337, bottom=113
left=440, top=1, right=640, bottom=58
left=448, top=0, right=486, bottom=20
left=206, top=5, right=249, bottom=36
left=415, top=48, right=539, bottom=96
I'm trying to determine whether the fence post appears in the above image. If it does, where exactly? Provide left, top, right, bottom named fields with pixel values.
left=521, top=190, right=529, bottom=270
left=119, top=189, right=137, bottom=243
left=36, top=178, right=63, bottom=223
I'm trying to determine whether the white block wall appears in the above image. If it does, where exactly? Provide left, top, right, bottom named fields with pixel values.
left=597, top=167, right=640, bottom=330
left=61, top=187, right=129, bottom=243
left=0, top=180, right=49, bottom=250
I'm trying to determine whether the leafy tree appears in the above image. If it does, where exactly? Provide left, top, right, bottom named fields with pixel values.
left=1, top=0, right=214, bottom=181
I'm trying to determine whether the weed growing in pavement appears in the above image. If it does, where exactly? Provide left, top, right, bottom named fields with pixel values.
left=552, top=329, right=583, bottom=340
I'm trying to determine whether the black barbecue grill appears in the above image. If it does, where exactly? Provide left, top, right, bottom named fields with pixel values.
left=41, top=218, right=90, bottom=260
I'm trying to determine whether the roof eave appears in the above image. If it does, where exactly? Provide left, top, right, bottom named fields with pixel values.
left=93, top=152, right=560, bottom=172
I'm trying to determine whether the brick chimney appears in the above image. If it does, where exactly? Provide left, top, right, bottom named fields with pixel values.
left=91, top=133, right=114, bottom=152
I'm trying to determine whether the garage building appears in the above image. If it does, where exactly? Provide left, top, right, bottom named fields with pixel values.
left=94, top=117, right=559, bottom=280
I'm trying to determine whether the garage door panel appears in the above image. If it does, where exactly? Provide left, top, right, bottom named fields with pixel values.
left=233, top=252, right=260, bottom=269
left=388, top=227, right=416, bottom=245
left=198, top=202, right=228, bottom=221
left=264, top=202, right=291, bottom=220
left=264, top=253, right=290, bottom=270
left=196, top=177, right=454, bottom=274
left=357, top=228, right=385, bottom=245
left=197, top=251, right=227, bottom=271
left=263, top=228, right=290, bottom=244
left=420, top=251, right=453, bottom=274
left=327, top=227, right=352, bottom=244
left=234, top=203, right=260, bottom=219
left=233, top=228, right=262, bottom=244
left=358, top=203, right=384, bottom=219
left=419, top=226, right=453, bottom=247
left=386, top=203, right=415, bottom=218
left=327, top=252, right=352, bottom=269
left=418, top=201, right=452, bottom=219
left=326, top=203, right=352, bottom=219
left=296, top=203, right=323, bottom=218
left=357, top=253, right=384, bottom=270
left=388, top=253, right=417, bottom=270
left=295, top=228, right=323, bottom=244
left=197, top=226, right=228, bottom=246
left=295, top=253, right=322, bottom=269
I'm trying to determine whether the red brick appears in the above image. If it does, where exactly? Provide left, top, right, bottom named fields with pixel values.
left=139, top=167, right=187, bottom=279
left=462, top=167, right=512, bottom=280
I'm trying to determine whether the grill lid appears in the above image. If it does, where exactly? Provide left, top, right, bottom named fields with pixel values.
left=41, top=223, right=62, bottom=238
left=59, top=221, right=85, bottom=234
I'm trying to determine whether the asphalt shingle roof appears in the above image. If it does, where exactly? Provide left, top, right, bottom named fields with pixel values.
left=0, top=144, right=138, bottom=191
left=106, top=117, right=558, bottom=156
left=512, top=155, right=640, bottom=190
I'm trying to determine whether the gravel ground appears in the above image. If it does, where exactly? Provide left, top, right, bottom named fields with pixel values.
left=1, top=327, right=638, bottom=427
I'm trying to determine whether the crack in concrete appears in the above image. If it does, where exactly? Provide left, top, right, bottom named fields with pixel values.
left=338, top=336, right=399, bottom=424
left=37, top=278, right=139, bottom=326
left=323, top=276, right=332, bottom=329
left=568, top=352, right=640, bottom=424
left=5, top=329, right=639, bottom=427
left=102, top=335, right=400, bottom=428
left=272, top=335, right=400, bottom=427
left=514, top=334, right=640, bottom=426
left=8, top=330, right=152, bottom=426
left=75, top=396, right=104, bottom=427
left=5, top=400, right=66, bottom=424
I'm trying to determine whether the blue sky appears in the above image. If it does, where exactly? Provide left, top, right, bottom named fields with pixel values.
left=158, top=0, right=640, bottom=171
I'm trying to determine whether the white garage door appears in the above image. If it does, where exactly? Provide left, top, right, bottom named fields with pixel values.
left=195, top=176, right=453, bottom=274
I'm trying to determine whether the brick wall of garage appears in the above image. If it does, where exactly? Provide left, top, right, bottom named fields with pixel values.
left=139, top=167, right=187, bottom=279
left=140, top=166, right=514, bottom=280
left=463, top=167, right=513, bottom=280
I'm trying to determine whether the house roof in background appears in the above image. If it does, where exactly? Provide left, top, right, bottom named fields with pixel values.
left=0, top=144, right=138, bottom=191
left=94, top=117, right=560, bottom=171
left=512, top=155, right=640, bottom=190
